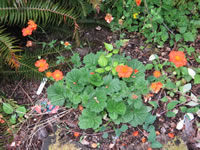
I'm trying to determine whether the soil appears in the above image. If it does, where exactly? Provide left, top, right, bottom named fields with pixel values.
left=0, top=26, right=200, bottom=150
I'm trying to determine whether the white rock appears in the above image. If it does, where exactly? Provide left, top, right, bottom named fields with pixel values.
left=188, top=68, right=196, bottom=79
left=176, top=120, right=184, bottom=130
left=149, top=54, right=157, bottom=61
left=185, top=113, right=194, bottom=121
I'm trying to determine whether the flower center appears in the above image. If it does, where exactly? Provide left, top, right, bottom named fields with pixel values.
left=122, top=67, right=128, bottom=72
left=175, top=56, right=181, bottom=61
left=40, top=64, right=44, bottom=67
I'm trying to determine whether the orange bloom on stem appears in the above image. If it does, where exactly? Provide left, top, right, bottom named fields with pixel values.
left=168, top=133, right=175, bottom=138
left=22, top=27, right=32, bottom=36
left=46, top=72, right=52, bottom=78
left=150, top=82, right=163, bottom=93
left=132, top=94, right=138, bottom=99
left=169, top=51, right=187, bottom=67
left=74, top=132, right=80, bottom=137
left=141, top=137, right=146, bottom=143
left=28, top=20, right=37, bottom=31
left=135, top=0, right=141, bottom=6
left=153, top=70, right=161, bottom=78
left=64, top=41, right=70, bottom=46
left=147, top=148, right=152, bottom=150
left=134, top=69, right=139, bottom=74
left=116, top=65, right=133, bottom=78
left=35, top=59, right=49, bottom=72
left=105, top=13, right=114, bottom=24
left=132, top=131, right=139, bottom=136
left=52, top=70, right=64, bottom=81
left=26, top=40, right=33, bottom=47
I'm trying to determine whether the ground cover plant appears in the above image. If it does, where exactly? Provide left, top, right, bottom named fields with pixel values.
left=0, top=0, right=200, bottom=150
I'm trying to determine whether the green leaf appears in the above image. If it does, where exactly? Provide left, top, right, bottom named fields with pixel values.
left=120, top=124, right=128, bottom=132
left=167, top=101, right=179, bottom=110
left=10, top=114, right=16, bottom=124
left=161, top=96, right=168, bottom=102
left=175, top=34, right=182, bottom=42
left=161, top=32, right=169, bottom=41
left=145, top=114, right=156, bottom=125
left=83, top=53, right=98, bottom=67
left=78, top=109, right=102, bottom=129
left=149, top=101, right=158, bottom=109
left=179, top=27, right=187, bottom=33
left=89, top=74, right=103, bottom=86
left=71, top=53, right=81, bottom=67
left=183, top=32, right=195, bottom=42
left=165, top=81, right=176, bottom=89
left=95, top=68, right=105, bottom=73
left=107, top=100, right=126, bottom=116
left=182, top=83, right=192, bottom=93
left=151, top=141, right=163, bottom=148
left=88, top=88, right=107, bottom=113
left=113, top=49, right=119, bottom=54
left=133, top=99, right=143, bottom=109
left=3, top=103, right=14, bottom=114
left=166, top=111, right=176, bottom=117
left=129, top=106, right=148, bottom=127
left=194, top=74, right=200, bottom=84
left=102, top=132, right=108, bottom=138
left=104, top=43, right=113, bottom=51
left=98, top=55, right=108, bottom=67
left=105, top=66, right=111, bottom=71
left=148, top=129, right=156, bottom=142
left=47, top=82, right=65, bottom=106
left=70, top=94, right=81, bottom=105
left=66, top=69, right=86, bottom=92
left=16, top=106, right=26, bottom=117
left=104, top=78, right=121, bottom=94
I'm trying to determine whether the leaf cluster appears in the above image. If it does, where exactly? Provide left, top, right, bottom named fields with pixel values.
left=47, top=43, right=150, bottom=130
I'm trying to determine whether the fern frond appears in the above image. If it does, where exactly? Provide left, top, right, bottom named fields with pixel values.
left=0, top=0, right=79, bottom=27
left=0, top=26, right=22, bottom=69
left=88, top=0, right=102, bottom=12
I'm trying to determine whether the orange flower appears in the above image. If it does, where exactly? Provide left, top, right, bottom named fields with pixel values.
left=135, top=0, right=141, bottom=6
left=46, top=72, right=52, bottom=78
left=147, top=148, right=152, bottom=150
left=105, top=13, right=114, bottom=24
left=35, top=59, right=49, bottom=72
left=141, top=137, right=146, bottom=143
left=28, top=20, right=37, bottom=31
left=22, top=27, right=32, bottom=36
left=78, top=105, right=83, bottom=111
left=132, top=94, right=138, bottom=99
left=150, top=82, right=163, bottom=93
left=26, top=40, right=33, bottom=47
left=169, top=51, right=187, bottom=67
left=168, top=133, right=175, bottom=138
left=90, top=72, right=95, bottom=75
left=134, top=69, right=139, bottom=74
left=0, top=119, right=5, bottom=124
left=74, top=132, right=80, bottom=137
left=116, top=65, right=133, bottom=78
left=156, top=131, right=160, bottom=135
left=52, top=70, right=64, bottom=81
left=118, top=19, right=123, bottom=25
left=64, top=41, right=70, bottom=46
left=132, top=131, right=139, bottom=136
left=153, top=70, right=161, bottom=78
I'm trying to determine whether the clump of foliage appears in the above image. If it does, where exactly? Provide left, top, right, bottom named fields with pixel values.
left=47, top=42, right=150, bottom=130
left=101, top=0, right=200, bottom=47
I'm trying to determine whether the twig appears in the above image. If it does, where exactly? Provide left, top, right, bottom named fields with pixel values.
left=19, top=84, right=34, bottom=105
left=10, top=78, right=24, bottom=98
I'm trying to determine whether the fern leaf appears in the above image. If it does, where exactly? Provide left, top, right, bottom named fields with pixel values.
left=0, top=26, right=22, bottom=69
